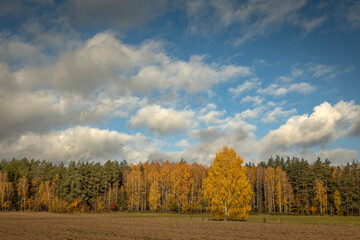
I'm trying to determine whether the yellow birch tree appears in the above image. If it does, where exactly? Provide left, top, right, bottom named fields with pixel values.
left=314, top=179, right=327, bottom=215
left=17, top=176, right=28, bottom=211
left=204, top=146, right=252, bottom=220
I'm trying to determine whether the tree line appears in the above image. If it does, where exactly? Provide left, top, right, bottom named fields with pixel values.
left=0, top=155, right=359, bottom=215
left=246, top=156, right=360, bottom=215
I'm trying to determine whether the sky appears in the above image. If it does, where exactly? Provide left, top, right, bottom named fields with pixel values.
left=0, top=0, right=360, bottom=165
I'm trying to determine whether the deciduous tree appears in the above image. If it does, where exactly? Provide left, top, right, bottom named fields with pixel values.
left=204, top=146, right=252, bottom=220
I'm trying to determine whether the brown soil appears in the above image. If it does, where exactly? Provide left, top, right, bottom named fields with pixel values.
left=0, top=212, right=359, bottom=240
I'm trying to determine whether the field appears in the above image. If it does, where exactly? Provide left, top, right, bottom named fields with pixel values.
left=1, top=212, right=360, bottom=240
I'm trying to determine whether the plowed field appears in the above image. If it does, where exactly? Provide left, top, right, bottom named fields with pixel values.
left=0, top=212, right=359, bottom=240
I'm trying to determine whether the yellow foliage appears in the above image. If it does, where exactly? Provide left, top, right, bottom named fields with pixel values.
left=314, top=179, right=327, bottom=215
left=310, top=206, right=317, bottom=215
left=149, top=180, right=161, bottom=211
left=97, top=196, right=106, bottom=212
left=17, top=176, right=28, bottom=211
left=334, top=189, right=342, bottom=215
left=204, top=146, right=252, bottom=220
left=2, top=201, right=10, bottom=209
left=67, top=200, right=80, bottom=213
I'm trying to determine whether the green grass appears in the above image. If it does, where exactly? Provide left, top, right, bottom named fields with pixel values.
left=86, top=212, right=360, bottom=225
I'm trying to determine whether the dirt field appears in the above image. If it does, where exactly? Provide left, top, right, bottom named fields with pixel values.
left=0, top=212, right=359, bottom=240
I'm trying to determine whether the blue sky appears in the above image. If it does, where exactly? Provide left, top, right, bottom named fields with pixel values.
left=0, top=0, right=359, bottom=165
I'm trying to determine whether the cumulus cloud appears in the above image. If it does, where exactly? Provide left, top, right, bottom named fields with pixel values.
left=0, top=126, right=155, bottom=164
left=132, top=55, right=251, bottom=93
left=238, top=107, right=264, bottom=120
left=184, top=126, right=254, bottom=164
left=147, top=151, right=182, bottom=162
left=348, top=117, right=360, bottom=137
left=12, top=32, right=250, bottom=96
left=262, top=107, right=297, bottom=123
left=258, top=82, right=315, bottom=96
left=0, top=37, right=46, bottom=67
left=258, top=100, right=360, bottom=156
left=175, top=139, right=189, bottom=148
left=229, top=78, right=261, bottom=97
left=180, top=110, right=258, bottom=164
left=198, top=103, right=226, bottom=125
left=0, top=90, right=63, bottom=140
left=315, top=148, right=358, bottom=165
left=128, top=105, right=195, bottom=135
left=0, top=32, right=251, bottom=140
left=0, top=83, right=139, bottom=140
left=241, top=95, right=263, bottom=106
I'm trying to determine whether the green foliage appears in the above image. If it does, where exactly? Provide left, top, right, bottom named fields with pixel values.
left=0, top=155, right=359, bottom=216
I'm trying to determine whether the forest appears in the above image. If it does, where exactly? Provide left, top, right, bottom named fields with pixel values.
left=0, top=156, right=359, bottom=216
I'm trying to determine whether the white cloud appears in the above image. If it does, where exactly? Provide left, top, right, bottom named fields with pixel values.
left=184, top=126, right=254, bottom=164
left=0, top=89, right=63, bottom=140
left=175, top=139, right=189, bottom=148
left=182, top=110, right=258, bottom=164
left=315, top=148, right=358, bottom=165
left=0, top=83, right=139, bottom=140
left=277, top=67, right=303, bottom=83
left=262, top=107, right=297, bottom=123
left=12, top=32, right=250, bottom=97
left=147, top=151, right=182, bottom=162
left=132, top=55, right=251, bottom=93
left=238, top=107, right=264, bottom=120
left=185, top=0, right=328, bottom=45
left=229, top=78, right=261, bottom=97
left=0, top=32, right=251, bottom=139
left=0, top=38, right=46, bottom=66
left=307, top=63, right=338, bottom=79
left=348, top=117, right=360, bottom=137
left=0, top=126, right=155, bottom=164
left=198, top=103, right=226, bottom=125
left=128, top=104, right=195, bottom=135
left=241, top=95, right=263, bottom=105
left=347, top=1, right=360, bottom=28
left=300, top=15, right=328, bottom=35
left=259, top=82, right=315, bottom=96
left=220, top=113, right=257, bottom=132
left=258, top=100, right=360, bottom=156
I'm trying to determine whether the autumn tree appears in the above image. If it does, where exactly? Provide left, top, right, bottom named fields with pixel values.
left=264, top=166, right=275, bottom=213
left=18, top=176, right=29, bottom=211
left=334, top=189, right=342, bottom=215
left=0, top=171, right=13, bottom=210
left=170, top=162, right=191, bottom=212
left=159, top=161, right=173, bottom=212
left=148, top=162, right=161, bottom=212
left=204, top=146, right=252, bottom=220
left=256, top=165, right=265, bottom=213
left=314, top=179, right=327, bottom=215
left=126, top=164, right=141, bottom=211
